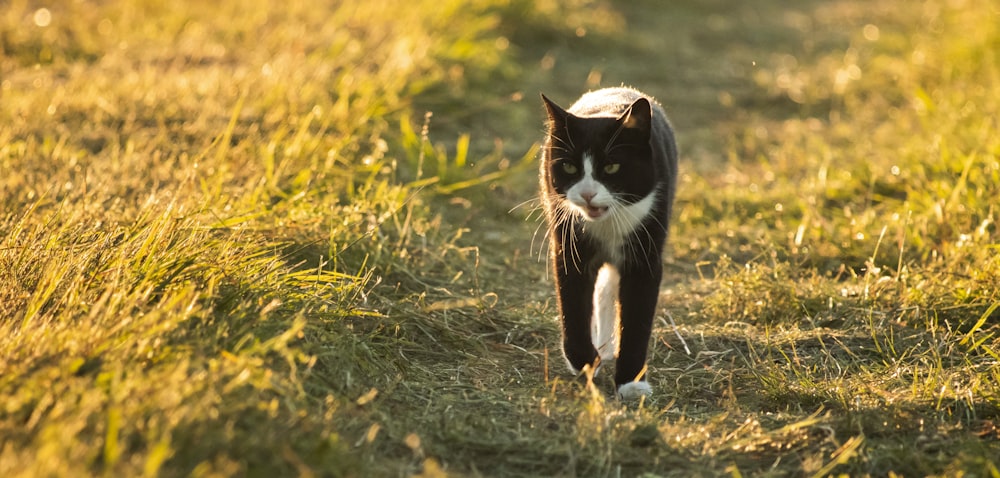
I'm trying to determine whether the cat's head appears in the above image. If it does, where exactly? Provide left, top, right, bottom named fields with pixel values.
left=542, top=94, right=656, bottom=222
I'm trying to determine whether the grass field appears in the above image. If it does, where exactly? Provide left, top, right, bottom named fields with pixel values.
left=2, top=0, right=999, bottom=476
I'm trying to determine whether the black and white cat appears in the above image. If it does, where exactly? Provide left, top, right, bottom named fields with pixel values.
left=539, top=87, right=678, bottom=400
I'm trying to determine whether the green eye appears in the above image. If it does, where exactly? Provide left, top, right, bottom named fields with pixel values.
left=562, top=163, right=578, bottom=174
left=604, top=163, right=621, bottom=174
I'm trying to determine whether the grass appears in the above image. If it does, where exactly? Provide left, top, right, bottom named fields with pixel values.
left=2, top=0, right=999, bottom=476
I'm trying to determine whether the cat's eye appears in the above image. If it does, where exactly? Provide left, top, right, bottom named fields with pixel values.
left=562, top=163, right=578, bottom=174
left=604, top=163, right=621, bottom=174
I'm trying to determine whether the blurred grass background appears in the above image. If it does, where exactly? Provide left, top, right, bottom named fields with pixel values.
left=1, top=0, right=999, bottom=476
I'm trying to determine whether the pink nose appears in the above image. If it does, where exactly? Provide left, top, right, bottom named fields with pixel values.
left=580, top=192, right=596, bottom=204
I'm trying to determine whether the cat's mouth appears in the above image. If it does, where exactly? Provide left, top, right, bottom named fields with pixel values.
left=582, top=205, right=609, bottom=219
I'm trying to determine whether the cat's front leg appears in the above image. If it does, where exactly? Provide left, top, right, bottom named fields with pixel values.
left=552, top=237, right=599, bottom=374
left=614, top=261, right=662, bottom=399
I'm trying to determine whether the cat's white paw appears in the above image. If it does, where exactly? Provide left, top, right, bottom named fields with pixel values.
left=617, top=381, right=652, bottom=401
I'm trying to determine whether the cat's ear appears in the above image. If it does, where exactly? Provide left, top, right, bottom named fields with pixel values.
left=619, top=97, right=652, bottom=135
left=541, top=93, right=569, bottom=129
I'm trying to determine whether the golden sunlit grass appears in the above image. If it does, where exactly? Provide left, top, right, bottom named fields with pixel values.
left=2, top=0, right=999, bottom=476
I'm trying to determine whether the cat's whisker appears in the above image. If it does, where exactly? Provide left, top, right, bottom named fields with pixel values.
left=636, top=207, right=663, bottom=276
left=509, top=196, right=542, bottom=215
left=603, top=123, right=627, bottom=154
left=617, top=202, right=646, bottom=266
left=608, top=200, right=626, bottom=241
left=618, top=192, right=669, bottom=234
left=519, top=195, right=551, bottom=264
left=562, top=125, right=577, bottom=151
left=559, top=218, right=570, bottom=273
left=636, top=226, right=656, bottom=275
left=616, top=196, right=656, bottom=273
left=555, top=203, right=582, bottom=273
left=604, top=142, right=631, bottom=156
left=549, top=134, right=575, bottom=153
left=531, top=217, right=550, bottom=262
left=567, top=210, right=583, bottom=272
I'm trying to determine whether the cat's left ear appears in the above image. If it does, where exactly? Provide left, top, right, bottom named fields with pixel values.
left=619, top=97, right=652, bottom=135
left=541, top=93, right=569, bottom=129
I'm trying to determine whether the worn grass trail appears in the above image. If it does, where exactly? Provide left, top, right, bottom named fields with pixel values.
left=2, top=0, right=1000, bottom=476
left=441, top=1, right=1000, bottom=476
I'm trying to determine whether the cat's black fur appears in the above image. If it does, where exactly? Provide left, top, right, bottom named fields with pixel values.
left=539, top=87, right=678, bottom=399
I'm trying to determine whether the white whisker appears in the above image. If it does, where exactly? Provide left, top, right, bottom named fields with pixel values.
left=604, top=142, right=631, bottom=156
left=603, top=123, right=627, bottom=154
left=531, top=217, right=549, bottom=262
left=548, top=134, right=575, bottom=154
left=509, top=196, right=542, bottom=215
left=563, top=126, right=577, bottom=151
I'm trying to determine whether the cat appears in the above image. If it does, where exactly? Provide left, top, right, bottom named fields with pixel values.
left=539, top=87, right=678, bottom=400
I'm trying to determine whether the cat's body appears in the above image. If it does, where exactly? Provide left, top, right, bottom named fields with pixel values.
left=539, top=87, right=678, bottom=400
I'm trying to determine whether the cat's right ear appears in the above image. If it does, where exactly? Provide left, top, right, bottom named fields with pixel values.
left=620, top=97, right=652, bottom=134
left=541, top=94, right=569, bottom=129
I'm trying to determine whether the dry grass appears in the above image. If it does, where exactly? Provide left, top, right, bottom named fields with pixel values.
left=2, top=0, right=999, bottom=476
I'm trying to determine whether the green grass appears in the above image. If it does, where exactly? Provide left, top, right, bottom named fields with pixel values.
left=2, top=0, right=999, bottom=476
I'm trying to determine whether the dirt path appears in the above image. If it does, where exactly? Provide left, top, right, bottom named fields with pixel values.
left=366, top=1, right=1000, bottom=474
left=424, top=0, right=889, bottom=401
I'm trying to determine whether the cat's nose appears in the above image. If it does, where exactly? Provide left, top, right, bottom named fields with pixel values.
left=581, top=192, right=596, bottom=204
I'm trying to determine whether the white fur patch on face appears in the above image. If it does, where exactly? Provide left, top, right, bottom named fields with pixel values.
left=592, top=264, right=619, bottom=364
left=617, top=381, right=652, bottom=401
left=582, top=152, right=594, bottom=176
left=565, top=152, right=613, bottom=220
